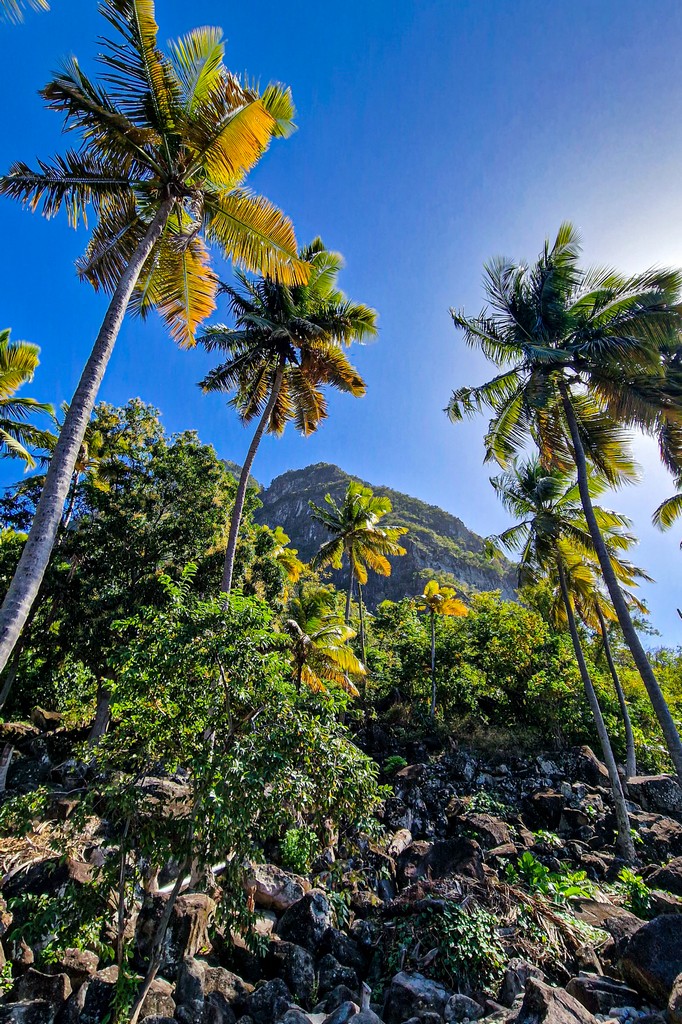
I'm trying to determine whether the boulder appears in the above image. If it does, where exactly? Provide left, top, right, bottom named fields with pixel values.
left=645, top=856, right=682, bottom=896
left=322, top=1002, right=360, bottom=1024
left=138, top=978, right=175, bottom=1021
left=264, top=941, right=315, bottom=1006
left=45, top=948, right=98, bottom=990
left=279, top=1011, right=311, bottom=1024
left=134, top=892, right=216, bottom=974
left=314, top=985, right=357, bottom=1015
left=387, top=829, right=413, bottom=858
left=2, top=857, right=93, bottom=902
left=498, top=959, right=545, bottom=1008
left=462, top=814, right=511, bottom=849
left=11, top=968, right=71, bottom=1005
left=319, top=928, right=366, bottom=973
left=0, top=1003, right=57, bottom=1024
left=565, top=975, right=641, bottom=1015
left=383, top=971, right=451, bottom=1024
left=317, top=954, right=359, bottom=997
left=275, top=890, right=333, bottom=953
left=244, top=864, right=310, bottom=913
left=627, top=776, right=682, bottom=817
left=136, top=776, right=193, bottom=818
left=79, top=965, right=119, bottom=1024
left=669, top=973, right=682, bottom=1024
left=516, top=979, right=598, bottom=1024
left=620, top=914, right=682, bottom=1004
left=247, top=978, right=292, bottom=1024
left=30, top=707, right=62, bottom=732
left=175, top=958, right=253, bottom=1024
left=574, top=747, right=610, bottom=788
left=634, top=814, right=682, bottom=860
left=444, top=993, right=485, bottom=1021
left=397, top=838, right=484, bottom=885
left=570, top=900, right=643, bottom=957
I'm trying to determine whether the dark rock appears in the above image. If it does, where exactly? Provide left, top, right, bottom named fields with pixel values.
left=79, top=965, right=119, bottom=1024
left=29, top=708, right=62, bottom=732
left=247, top=979, right=292, bottom=1024
left=322, top=1002, right=360, bottom=1024
left=516, top=979, right=597, bottom=1024
left=319, top=928, right=366, bottom=973
left=620, top=914, right=682, bottom=1004
left=669, top=972, right=682, bottom=1024
left=645, top=857, right=682, bottom=896
left=397, top=838, right=484, bottom=885
left=314, top=986, right=356, bottom=1014
left=175, top=957, right=253, bottom=1024
left=202, top=992, right=239, bottom=1024
left=136, top=776, right=193, bottom=818
left=279, top=1011, right=310, bottom=1024
left=317, top=955, right=359, bottom=997
left=463, top=814, right=511, bottom=849
left=45, top=948, right=98, bottom=990
left=139, top=1017, right=177, bottom=1024
left=444, top=993, right=484, bottom=1021
left=2, top=857, right=93, bottom=902
left=648, top=890, right=682, bottom=916
left=383, top=971, right=451, bottom=1024
left=570, top=900, right=643, bottom=957
left=134, top=892, right=216, bottom=975
left=498, top=959, right=545, bottom=1008
left=565, top=975, right=641, bottom=1015
left=11, top=969, right=71, bottom=1005
left=139, top=978, right=175, bottom=1021
left=244, top=865, right=310, bottom=913
left=275, top=890, right=332, bottom=953
left=574, top=748, right=610, bottom=788
left=264, top=942, right=315, bottom=1006
left=525, top=792, right=564, bottom=830
left=0, top=1003, right=56, bottom=1024
left=627, top=776, right=682, bottom=817
left=633, top=814, right=682, bottom=860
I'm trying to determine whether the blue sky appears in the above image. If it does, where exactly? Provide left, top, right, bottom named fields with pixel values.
left=1, top=0, right=682, bottom=642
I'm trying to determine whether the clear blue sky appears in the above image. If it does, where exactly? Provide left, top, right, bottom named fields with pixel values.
left=1, top=1, right=681, bottom=643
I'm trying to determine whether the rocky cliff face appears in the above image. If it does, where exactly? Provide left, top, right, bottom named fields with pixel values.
left=253, top=463, right=516, bottom=606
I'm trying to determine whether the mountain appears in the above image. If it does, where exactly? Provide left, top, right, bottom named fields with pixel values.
left=252, top=462, right=516, bottom=606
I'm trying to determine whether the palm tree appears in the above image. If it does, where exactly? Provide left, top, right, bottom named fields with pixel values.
left=199, top=239, right=376, bottom=596
left=490, top=458, right=635, bottom=861
left=653, top=479, right=682, bottom=535
left=309, top=481, right=407, bottom=662
left=0, top=329, right=53, bottom=469
left=416, top=580, right=468, bottom=718
left=448, top=223, right=682, bottom=779
left=0, top=0, right=48, bottom=23
left=284, top=583, right=364, bottom=696
left=562, top=551, right=650, bottom=781
left=0, top=0, right=308, bottom=676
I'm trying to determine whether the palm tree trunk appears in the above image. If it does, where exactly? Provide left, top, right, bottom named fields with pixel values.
left=345, top=572, right=354, bottom=623
left=60, top=469, right=81, bottom=533
left=429, top=611, right=437, bottom=719
left=0, top=199, right=175, bottom=678
left=358, top=581, right=367, bottom=665
left=560, top=384, right=682, bottom=780
left=557, top=559, right=635, bottom=862
left=596, top=601, right=637, bottom=780
left=221, top=361, right=285, bottom=598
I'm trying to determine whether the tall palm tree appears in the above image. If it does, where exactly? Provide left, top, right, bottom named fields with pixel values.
left=416, top=580, right=468, bottom=719
left=0, top=0, right=308, bottom=675
left=284, top=583, right=364, bottom=696
left=653, top=478, right=682, bottom=535
left=490, top=458, right=635, bottom=861
left=562, top=551, right=650, bottom=781
left=309, top=481, right=407, bottom=663
left=0, top=329, right=53, bottom=469
left=199, top=239, right=376, bottom=596
left=0, top=0, right=48, bottom=23
left=448, top=224, right=682, bottom=779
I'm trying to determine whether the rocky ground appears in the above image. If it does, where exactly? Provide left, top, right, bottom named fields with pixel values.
left=1, top=715, right=682, bottom=1024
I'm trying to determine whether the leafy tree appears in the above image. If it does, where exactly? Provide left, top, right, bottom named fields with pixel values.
left=0, top=328, right=53, bottom=469
left=284, top=582, right=364, bottom=695
left=416, top=579, right=468, bottom=718
left=0, top=0, right=308, bottom=679
left=448, top=223, right=682, bottom=779
left=200, top=239, right=376, bottom=595
left=490, top=458, right=635, bottom=860
left=309, top=481, right=407, bottom=661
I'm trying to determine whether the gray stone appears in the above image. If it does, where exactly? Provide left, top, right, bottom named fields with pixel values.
left=12, top=969, right=71, bottom=1005
left=322, top=1002, right=360, bottom=1024
left=134, top=892, right=216, bottom=975
left=45, top=948, right=98, bottom=990
left=565, top=976, right=641, bottom=1016
left=383, top=972, right=451, bottom=1024
left=444, top=993, right=484, bottom=1022
left=0, top=1003, right=56, bottom=1024
left=669, top=973, right=682, bottom=1024
left=517, top=979, right=598, bottom=1024
left=248, top=979, right=292, bottom=1024
left=275, top=891, right=333, bottom=953
left=620, top=914, right=682, bottom=1005
left=79, top=966, right=119, bottom=1024
left=138, top=978, right=175, bottom=1021
left=317, top=955, right=359, bottom=998
left=627, top=776, right=682, bottom=817
left=244, top=864, right=310, bottom=913
left=499, top=959, right=545, bottom=1008
left=265, top=942, right=315, bottom=1006
left=645, top=857, right=682, bottom=897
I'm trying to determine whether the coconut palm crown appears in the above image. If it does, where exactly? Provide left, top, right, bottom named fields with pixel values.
left=0, top=328, right=54, bottom=469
